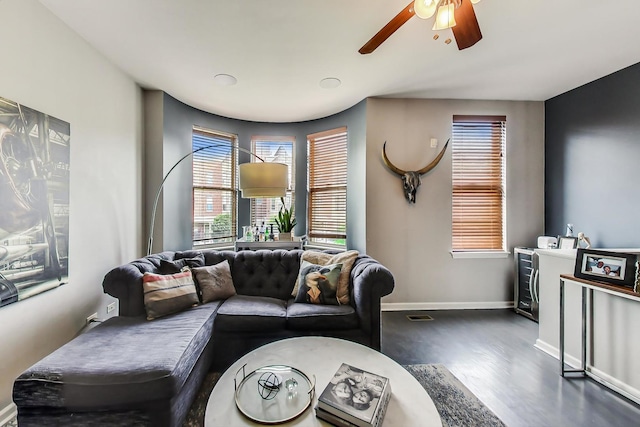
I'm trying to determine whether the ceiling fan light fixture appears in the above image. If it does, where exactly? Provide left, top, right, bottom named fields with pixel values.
left=433, top=2, right=457, bottom=30
left=414, top=0, right=438, bottom=19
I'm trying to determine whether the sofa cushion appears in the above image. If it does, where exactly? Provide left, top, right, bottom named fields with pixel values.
left=286, top=301, right=359, bottom=330
left=192, top=260, right=236, bottom=303
left=229, top=250, right=301, bottom=299
left=12, top=301, right=222, bottom=409
left=142, top=270, right=199, bottom=320
left=214, top=295, right=287, bottom=332
left=294, top=261, right=342, bottom=305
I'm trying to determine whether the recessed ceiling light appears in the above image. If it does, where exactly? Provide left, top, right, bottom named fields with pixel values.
left=319, top=77, right=341, bottom=89
left=213, top=74, right=237, bottom=86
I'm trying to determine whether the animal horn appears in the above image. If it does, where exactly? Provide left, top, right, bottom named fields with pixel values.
left=381, top=141, right=406, bottom=176
left=416, top=139, right=449, bottom=175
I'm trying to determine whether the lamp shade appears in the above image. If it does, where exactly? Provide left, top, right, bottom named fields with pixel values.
left=433, top=3, right=456, bottom=30
left=414, top=0, right=438, bottom=19
left=239, top=162, right=288, bottom=198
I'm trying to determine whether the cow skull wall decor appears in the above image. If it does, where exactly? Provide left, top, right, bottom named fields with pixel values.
left=381, top=139, right=449, bottom=203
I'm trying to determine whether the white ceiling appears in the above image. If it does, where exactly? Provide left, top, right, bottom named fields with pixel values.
left=39, top=0, right=640, bottom=123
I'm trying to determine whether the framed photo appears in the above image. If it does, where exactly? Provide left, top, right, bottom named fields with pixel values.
left=557, top=236, right=578, bottom=249
left=574, top=248, right=638, bottom=288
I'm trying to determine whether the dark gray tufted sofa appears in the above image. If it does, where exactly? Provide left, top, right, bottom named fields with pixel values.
left=13, top=249, right=394, bottom=427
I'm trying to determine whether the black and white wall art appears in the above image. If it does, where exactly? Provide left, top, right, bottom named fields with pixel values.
left=0, top=95, right=69, bottom=308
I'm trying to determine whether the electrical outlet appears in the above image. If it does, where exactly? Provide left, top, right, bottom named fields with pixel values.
left=107, top=302, right=117, bottom=314
left=430, top=138, right=438, bottom=148
left=86, top=313, right=98, bottom=325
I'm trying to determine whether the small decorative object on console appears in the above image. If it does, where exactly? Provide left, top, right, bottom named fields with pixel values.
left=577, top=232, right=591, bottom=249
left=574, top=248, right=639, bottom=289
left=557, top=236, right=578, bottom=249
left=316, top=363, right=391, bottom=427
left=566, top=223, right=574, bottom=237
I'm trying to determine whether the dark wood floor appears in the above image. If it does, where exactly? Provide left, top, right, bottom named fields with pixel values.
left=382, top=309, right=640, bottom=427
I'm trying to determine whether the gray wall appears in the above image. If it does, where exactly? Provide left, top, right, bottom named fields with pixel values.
left=146, top=93, right=367, bottom=253
left=545, top=62, right=640, bottom=248
left=0, top=0, right=142, bottom=413
left=366, top=98, right=545, bottom=308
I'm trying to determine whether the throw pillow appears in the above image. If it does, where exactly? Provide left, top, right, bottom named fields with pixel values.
left=191, top=260, right=236, bottom=304
left=291, top=250, right=359, bottom=305
left=142, top=270, right=199, bottom=320
left=294, top=260, right=342, bottom=305
left=158, top=253, right=205, bottom=274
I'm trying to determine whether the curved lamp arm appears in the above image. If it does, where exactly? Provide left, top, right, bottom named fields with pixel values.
left=147, top=143, right=270, bottom=256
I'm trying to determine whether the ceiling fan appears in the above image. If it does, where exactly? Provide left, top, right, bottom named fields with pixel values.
left=359, top=0, right=483, bottom=55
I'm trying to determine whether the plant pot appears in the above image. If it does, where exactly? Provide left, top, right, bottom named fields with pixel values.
left=279, top=232, right=292, bottom=241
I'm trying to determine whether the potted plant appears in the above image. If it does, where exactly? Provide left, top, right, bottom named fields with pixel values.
left=275, top=197, right=296, bottom=241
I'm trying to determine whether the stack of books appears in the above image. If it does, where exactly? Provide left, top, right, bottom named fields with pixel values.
left=316, top=363, right=391, bottom=427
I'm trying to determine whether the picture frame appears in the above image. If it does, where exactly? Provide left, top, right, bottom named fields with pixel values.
left=557, top=236, right=578, bottom=249
left=574, top=248, right=638, bottom=288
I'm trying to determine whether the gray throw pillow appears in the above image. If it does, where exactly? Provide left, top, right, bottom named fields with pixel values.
left=158, top=253, right=205, bottom=274
left=192, top=260, right=236, bottom=303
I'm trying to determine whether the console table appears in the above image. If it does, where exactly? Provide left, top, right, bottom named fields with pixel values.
left=235, top=239, right=303, bottom=251
left=559, top=274, right=640, bottom=404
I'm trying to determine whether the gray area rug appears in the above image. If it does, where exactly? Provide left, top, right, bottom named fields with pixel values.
left=183, top=364, right=506, bottom=427
left=404, top=364, right=506, bottom=427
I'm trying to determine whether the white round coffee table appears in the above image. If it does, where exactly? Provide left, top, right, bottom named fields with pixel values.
left=204, top=336, right=442, bottom=426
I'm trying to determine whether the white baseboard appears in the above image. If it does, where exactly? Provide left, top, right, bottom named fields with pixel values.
left=381, top=301, right=514, bottom=311
left=0, top=403, right=16, bottom=427
left=535, top=340, right=640, bottom=404
left=589, top=367, right=640, bottom=405
left=534, top=339, right=582, bottom=369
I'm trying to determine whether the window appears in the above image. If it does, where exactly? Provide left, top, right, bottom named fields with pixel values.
left=451, top=115, right=506, bottom=252
left=249, top=136, right=295, bottom=232
left=307, top=127, right=347, bottom=247
left=192, top=126, right=237, bottom=246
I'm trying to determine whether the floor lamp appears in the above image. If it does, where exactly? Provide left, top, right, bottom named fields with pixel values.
left=147, top=143, right=288, bottom=255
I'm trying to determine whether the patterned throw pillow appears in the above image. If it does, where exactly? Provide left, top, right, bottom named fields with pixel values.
left=291, top=250, right=359, bottom=305
left=142, top=270, right=199, bottom=320
left=158, top=253, right=205, bottom=274
left=294, top=261, right=342, bottom=305
left=191, top=260, right=236, bottom=303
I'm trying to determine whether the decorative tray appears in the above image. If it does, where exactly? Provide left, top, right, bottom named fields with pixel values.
left=234, top=364, right=315, bottom=424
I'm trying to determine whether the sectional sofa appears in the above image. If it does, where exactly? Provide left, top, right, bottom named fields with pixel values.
left=13, top=249, right=395, bottom=426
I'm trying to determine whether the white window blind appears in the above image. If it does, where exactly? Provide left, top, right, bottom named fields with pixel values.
left=452, top=115, right=506, bottom=251
left=192, top=126, right=237, bottom=246
left=250, top=136, right=295, bottom=232
left=307, top=127, right=347, bottom=246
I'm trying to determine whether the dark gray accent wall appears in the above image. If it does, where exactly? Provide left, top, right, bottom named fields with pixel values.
left=545, top=62, right=640, bottom=248
left=146, top=92, right=366, bottom=253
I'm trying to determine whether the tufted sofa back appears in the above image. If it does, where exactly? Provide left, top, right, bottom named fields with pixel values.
left=103, top=249, right=305, bottom=317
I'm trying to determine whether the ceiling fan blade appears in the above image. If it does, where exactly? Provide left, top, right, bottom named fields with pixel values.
left=359, top=1, right=415, bottom=55
left=451, top=0, right=482, bottom=50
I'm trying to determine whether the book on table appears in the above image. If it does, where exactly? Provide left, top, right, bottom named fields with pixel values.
left=316, top=363, right=391, bottom=427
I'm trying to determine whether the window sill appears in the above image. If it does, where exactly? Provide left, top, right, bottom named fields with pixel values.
left=193, top=243, right=235, bottom=251
left=305, top=243, right=347, bottom=252
left=450, top=251, right=510, bottom=259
